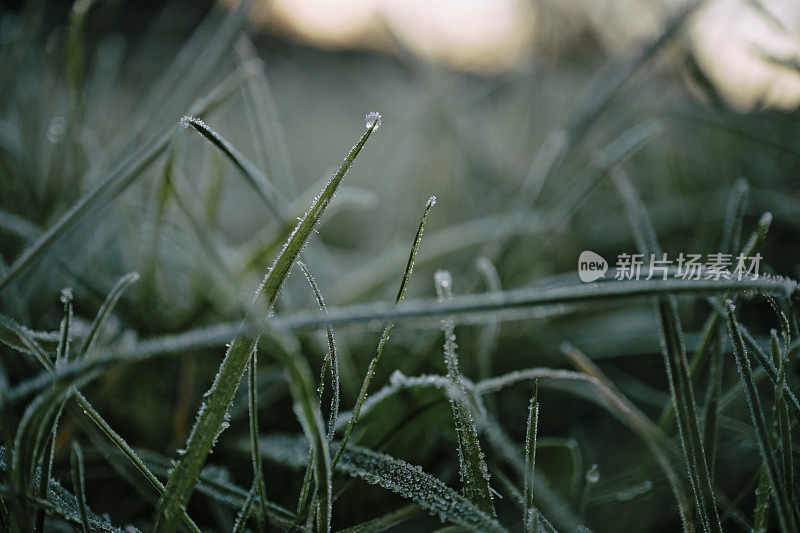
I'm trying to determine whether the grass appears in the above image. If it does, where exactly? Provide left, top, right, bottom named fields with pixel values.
left=1, top=1, right=800, bottom=532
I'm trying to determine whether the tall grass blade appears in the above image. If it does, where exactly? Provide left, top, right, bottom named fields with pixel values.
left=299, top=261, right=339, bottom=440
left=434, top=270, right=495, bottom=516
left=659, top=212, right=774, bottom=429
left=155, top=114, right=380, bottom=532
left=723, top=301, right=797, bottom=532
left=69, top=442, right=90, bottom=533
left=78, top=272, right=139, bottom=358
left=332, top=196, right=435, bottom=469
left=524, top=380, right=539, bottom=532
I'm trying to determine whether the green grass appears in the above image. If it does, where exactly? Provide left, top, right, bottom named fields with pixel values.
left=2, top=1, right=800, bottom=532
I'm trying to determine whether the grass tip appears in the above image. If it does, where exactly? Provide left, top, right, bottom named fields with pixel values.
left=427, top=195, right=437, bottom=207
left=433, top=270, right=452, bottom=291
left=60, top=287, right=74, bottom=303
left=365, top=111, right=382, bottom=131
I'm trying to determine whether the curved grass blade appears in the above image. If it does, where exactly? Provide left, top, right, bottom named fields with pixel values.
left=70, top=442, right=90, bottom=533
left=274, top=275, right=797, bottom=332
left=78, top=272, right=139, bottom=358
left=434, top=270, right=494, bottom=516
left=723, top=301, right=798, bottom=533
left=295, top=261, right=340, bottom=525
left=258, top=436, right=506, bottom=533
left=332, top=196, right=436, bottom=470
left=299, top=261, right=339, bottom=440
left=180, top=115, right=287, bottom=221
left=336, top=444, right=507, bottom=533
left=154, top=114, right=380, bottom=533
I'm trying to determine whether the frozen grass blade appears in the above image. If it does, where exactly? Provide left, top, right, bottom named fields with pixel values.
left=659, top=212, right=774, bottom=429
left=180, top=115, right=287, bottom=221
left=723, top=301, right=797, bottom=532
left=70, top=442, right=90, bottom=533
left=332, top=196, right=435, bottom=469
left=294, top=261, right=339, bottom=525
left=611, top=166, right=722, bottom=533
left=299, top=261, right=339, bottom=440
left=247, top=348, right=268, bottom=530
left=78, top=272, right=139, bottom=358
left=523, top=380, right=539, bottom=533
left=274, top=275, right=797, bottom=331
left=154, top=114, right=380, bottom=533
left=434, top=270, right=495, bottom=516
left=259, top=437, right=507, bottom=533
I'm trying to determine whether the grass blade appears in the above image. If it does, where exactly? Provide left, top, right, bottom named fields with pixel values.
left=524, top=380, right=539, bottom=532
left=78, top=272, right=139, bottom=358
left=609, top=166, right=720, bottom=532
left=154, top=114, right=380, bottom=532
left=332, top=196, right=435, bottom=469
left=298, top=261, right=339, bottom=440
left=259, top=437, right=508, bottom=533
left=70, top=442, right=90, bottom=533
left=274, top=275, right=797, bottom=331
left=247, top=348, right=268, bottom=530
left=434, top=270, right=495, bottom=516
left=723, top=301, right=798, bottom=532
left=180, top=115, right=287, bottom=221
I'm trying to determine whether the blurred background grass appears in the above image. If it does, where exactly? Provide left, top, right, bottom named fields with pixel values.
left=1, top=0, right=800, bottom=531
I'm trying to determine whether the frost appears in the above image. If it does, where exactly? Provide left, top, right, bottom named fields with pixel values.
left=586, top=463, right=600, bottom=484
left=365, top=111, right=382, bottom=131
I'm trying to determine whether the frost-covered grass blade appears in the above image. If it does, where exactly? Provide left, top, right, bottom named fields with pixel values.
left=154, top=113, right=380, bottom=533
